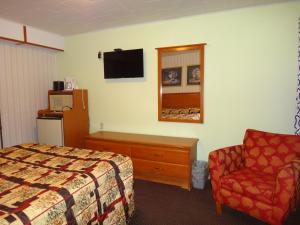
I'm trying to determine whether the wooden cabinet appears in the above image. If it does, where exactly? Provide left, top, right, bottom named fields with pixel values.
left=85, top=131, right=198, bottom=190
left=38, top=89, right=89, bottom=148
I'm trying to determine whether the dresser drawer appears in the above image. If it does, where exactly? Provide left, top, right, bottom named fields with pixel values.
left=131, top=145, right=188, bottom=164
left=85, top=131, right=198, bottom=190
left=132, top=159, right=189, bottom=178
left=85, top=140, right=131, bottom=156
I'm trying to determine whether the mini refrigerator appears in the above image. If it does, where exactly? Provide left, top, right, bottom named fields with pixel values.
left=37, top=117, right=64, bottom=146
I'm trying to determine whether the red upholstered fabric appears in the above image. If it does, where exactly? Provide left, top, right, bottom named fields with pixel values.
left=243, top=129, right=300, bottom=174
left=209, top=145, right=244, bottom=202
left=221, top=168, right=275, bottom=205
left=209, top=129, right=300, bottom=225
left=220, top=188, right=274, bottom=224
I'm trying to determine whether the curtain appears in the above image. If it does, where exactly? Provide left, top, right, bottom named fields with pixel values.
left=0, top=42, right=57, bottom=147
left=295, top=18, right=300, bottom=134
left=0, top=113, right=3, bottom=148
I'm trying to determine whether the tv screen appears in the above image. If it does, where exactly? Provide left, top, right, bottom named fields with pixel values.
left=104, top=48, right=144, bottom=79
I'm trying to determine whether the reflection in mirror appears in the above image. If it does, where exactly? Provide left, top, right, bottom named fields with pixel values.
left=157, top=44, right=205, bottom=123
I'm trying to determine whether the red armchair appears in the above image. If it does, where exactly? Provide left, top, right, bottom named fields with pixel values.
left=209, top=129, right=300, bottom=225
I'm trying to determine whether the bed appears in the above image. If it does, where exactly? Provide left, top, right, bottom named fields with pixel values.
left=161, top=92, right=200, bottom=120
left=161, top=107, right=200, bottom=120
left=0, top=144, right=134, bottom=225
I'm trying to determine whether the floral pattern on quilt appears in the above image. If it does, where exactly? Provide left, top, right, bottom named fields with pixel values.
left=209, top=129, right=300, bottom=225
left=161, top=107, right=200, bottom=120
left=0, top=144, right=134, bottom=225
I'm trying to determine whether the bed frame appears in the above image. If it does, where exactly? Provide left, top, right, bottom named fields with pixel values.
left=162, top=92, right=200, bottom=108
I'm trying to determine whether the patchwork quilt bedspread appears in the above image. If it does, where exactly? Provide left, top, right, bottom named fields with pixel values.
left=161, top=107, right=200, bottom=120
left=0, top=144, right=134, bottom=225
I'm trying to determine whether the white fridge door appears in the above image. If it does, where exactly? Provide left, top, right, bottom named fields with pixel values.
left=37, top=118, right=64, bottom=146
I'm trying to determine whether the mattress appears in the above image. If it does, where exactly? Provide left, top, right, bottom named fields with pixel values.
left=0, top=144, right=134, bottom=225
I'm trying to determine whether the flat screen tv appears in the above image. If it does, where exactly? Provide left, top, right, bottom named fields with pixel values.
left=104, top=48, right=144, bottom=79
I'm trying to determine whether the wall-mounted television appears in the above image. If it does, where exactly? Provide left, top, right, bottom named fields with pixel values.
left=104, top=48, right=144, bottom=79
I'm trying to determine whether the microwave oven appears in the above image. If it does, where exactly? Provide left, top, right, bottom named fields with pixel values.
left=49, top=94, right=73, bottom=111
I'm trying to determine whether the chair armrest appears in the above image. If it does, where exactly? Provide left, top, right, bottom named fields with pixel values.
left=208, top=145, right=244, bottom=201
left=209, top=145, right=244, bottom=177
left=272, top=159, right=300, bottom=222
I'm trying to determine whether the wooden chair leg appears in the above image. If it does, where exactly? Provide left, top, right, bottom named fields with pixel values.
left=216, top=202, right=222, bottom=215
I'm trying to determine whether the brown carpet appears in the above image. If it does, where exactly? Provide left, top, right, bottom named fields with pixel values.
left=129, top=179, right=300, bottom=225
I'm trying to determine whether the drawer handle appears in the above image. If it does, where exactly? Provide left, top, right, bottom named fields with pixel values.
left=154, top=167, right=162, bottom=170
left=153, top=153, right=162, bottom=157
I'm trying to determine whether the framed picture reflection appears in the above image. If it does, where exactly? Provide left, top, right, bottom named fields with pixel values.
left=187, top=65, right=200, bottom=85
left=161, top=67, right=182, bottom=86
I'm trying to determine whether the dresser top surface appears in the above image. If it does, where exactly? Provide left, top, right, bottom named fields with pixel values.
left=86, top=131, right=198, bottom=149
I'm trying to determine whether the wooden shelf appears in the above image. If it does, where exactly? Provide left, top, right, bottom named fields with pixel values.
left=38, top=89, right=89, bottom=148
left=0, top=18, right=64, bottom=51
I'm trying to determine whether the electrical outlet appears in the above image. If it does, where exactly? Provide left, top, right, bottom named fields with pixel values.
left=100, top=122, right=104, bottom=130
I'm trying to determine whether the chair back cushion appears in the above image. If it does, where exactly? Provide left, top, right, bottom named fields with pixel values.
left=243, top=129, right=300, bottom=174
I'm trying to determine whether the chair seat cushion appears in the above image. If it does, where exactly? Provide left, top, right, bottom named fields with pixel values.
left=221, top=168, right=275, bottom=205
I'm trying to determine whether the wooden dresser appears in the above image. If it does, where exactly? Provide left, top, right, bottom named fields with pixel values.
left=85, top=131, right=198, bottom=190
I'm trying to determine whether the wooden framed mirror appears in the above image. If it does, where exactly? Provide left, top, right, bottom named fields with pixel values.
left=157, top=43, right=205, bottom=123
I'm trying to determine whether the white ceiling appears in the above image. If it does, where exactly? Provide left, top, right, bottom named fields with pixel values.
left=0, top=0, right=294, bottom=36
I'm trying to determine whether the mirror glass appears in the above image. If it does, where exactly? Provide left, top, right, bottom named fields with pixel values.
left=157, top=44, right=205, bottom=123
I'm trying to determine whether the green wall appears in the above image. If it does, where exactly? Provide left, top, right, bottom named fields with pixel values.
left=58, top=1, right=300, bottom=160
